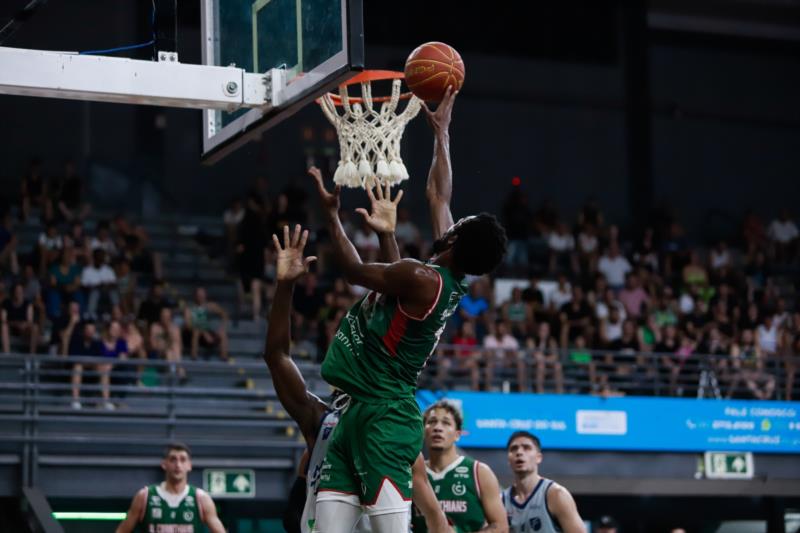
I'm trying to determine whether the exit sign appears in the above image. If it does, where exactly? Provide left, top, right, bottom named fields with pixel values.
left=704, top=452, right=754, bottom=480
left=203, top=469, right=256, bottom=498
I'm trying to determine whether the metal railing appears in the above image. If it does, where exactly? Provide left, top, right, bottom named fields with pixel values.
left=421, top=344, right=799, bottom=400
left=0, top=355, right=310, bottom=488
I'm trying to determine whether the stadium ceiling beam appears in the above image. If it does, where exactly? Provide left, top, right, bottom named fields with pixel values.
left=0, top=46, right=287, bottom=111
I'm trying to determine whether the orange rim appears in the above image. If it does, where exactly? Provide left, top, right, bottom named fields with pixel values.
left=317, top=70, right=414, bottom=106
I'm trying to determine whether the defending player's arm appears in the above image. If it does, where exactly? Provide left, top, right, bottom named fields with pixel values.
left=411, top=453, right=453, bottom=533
left=546, top=483, right=586, bottom=533
left=310, top=167, right=439, bottom=314
left=356, top=183, right=404, bottom=263
left=421, top=86, right=457, bottom=239
left=263, top=224, right=327, bottom=444
left=115, top=487, right=147, bottom=533
left=475, top=463, right=508, bottom=533
left=197, top=489, right=226, bottom=533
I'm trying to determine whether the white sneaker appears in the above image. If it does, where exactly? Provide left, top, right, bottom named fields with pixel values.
left=102, top=401, right=116, bottom=411
left=71, top=401, right=82, bottom=410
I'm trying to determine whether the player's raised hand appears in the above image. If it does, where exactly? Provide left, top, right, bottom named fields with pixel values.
left=308, top=166, right=340, bottom=214
left=420, top=85, right=457, bottom=133
left=273, top=224, right=317, bottom=283
left=355, top=182, right=404, bottom=235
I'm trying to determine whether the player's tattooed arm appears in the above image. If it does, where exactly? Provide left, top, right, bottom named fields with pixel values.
left=115, top=487, right=147, bottom=533
left=263, top=224, right=327, bottom=445
left=356, top=182, right=403, bottom=263
left=421, top=86, right=457, bottom=240
left=546, top=483, right=586, bottom=533
left=310, top=166, right=438, bottom=315
left=411, top=453, right=454, bottom=533
left=475, top=462, right=509, bottom=533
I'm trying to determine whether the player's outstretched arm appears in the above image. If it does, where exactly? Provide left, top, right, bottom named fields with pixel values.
left=411, top=453, right=453, bottom=533
left=115, top=487, right=147, bottom=533
left=546, top=483, right=586, bottom=533
left=310, top=167, right=439, bottom=313
left=475, top=463, right=508, bottom=533
left=421, top=86, right=457, bottom=240
left=356, top=182, right=404, bottom=263
left=263, top=224, right=327, bottom=445
left=198, top=489, right=227, bottom=533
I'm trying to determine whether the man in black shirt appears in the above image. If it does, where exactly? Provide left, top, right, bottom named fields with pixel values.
left=1, top=282, right=39, bottom=354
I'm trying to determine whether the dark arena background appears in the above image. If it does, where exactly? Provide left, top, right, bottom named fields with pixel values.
left=0, top=1, right=799, bottom=532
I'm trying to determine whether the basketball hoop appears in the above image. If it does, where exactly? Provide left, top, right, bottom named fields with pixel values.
left=318, top=70, right=422, bottom=189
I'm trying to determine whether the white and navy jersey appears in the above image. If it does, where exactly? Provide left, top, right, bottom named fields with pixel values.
left=502, top=478, right=562, bottom=533
left=301, top=410, right=340, bottom=533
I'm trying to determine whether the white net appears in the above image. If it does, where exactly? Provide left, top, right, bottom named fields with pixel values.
left=319, top=77, right=421, bottom=189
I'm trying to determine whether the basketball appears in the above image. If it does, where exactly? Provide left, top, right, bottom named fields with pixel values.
left=404, top=42, right=465, bottom=102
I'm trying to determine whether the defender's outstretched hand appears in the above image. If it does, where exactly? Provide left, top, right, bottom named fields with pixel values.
left=273, top=224, right=317, bottom=283
left=308, top=166, right=340, bottom=214
left=420, top=86, right=457, bottom=134
left=355, top=182, right=404, bottom=235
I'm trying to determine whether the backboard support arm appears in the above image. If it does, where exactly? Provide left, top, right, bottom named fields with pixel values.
left=0, top=46, right=285, bottom=111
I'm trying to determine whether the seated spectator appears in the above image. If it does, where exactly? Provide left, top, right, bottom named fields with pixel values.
left=149, top=307, right=184, bottom=378
left=597, top=242, right=631, bottom=291
left=114, top=258, right=137, bottom=315
left=293, top=271, right=324, bottom=322
left=756, top=314, right=779, bottom=356
left=112, top=305, right=146, bottom=360
left=0, top=211, right=19, bottom=276
left=618, top=273, right=649, bottom=319
left=37, top=222, right=63, bottom=276
left=81, top=249, right=119, bottom=319
left=742, top=210, right=766, bottom=258
left=137, top=281, right=172, bottom=325
left=51, top=300, right=81, bottom=356
left=527, top=322, right=563, bottom=394
left=65, top=320, right=109, bottom=410
left=778, top=315, right=798, bottom=401
left=98, top=320, right=129, bottom=409
left=576, top=224, right=599, bottom=273
left=547, top=223, right=577, bottom=274
left=501, top=287, right=532, bottom=337
left=728, top=329, right=775, bottom=400
left=89, top=221, right=118, bottom=260
left=65, top=221, right=91, bottom=265
left=21, top=263, right=45, bottom=332
left=578, top=197, right=604, bottom=229
left=550, top=274, right=572, bottom=311
left=236, top=193, right=269, bottom=320
left=699, top=325, right=734, bottom=389
left=632, top=226, right=659, bottom=272
left=458, top=280, right=490, bottom=327
left=20, top=157, right=52, bottom=222
left=483, top=320, right=526, bottom=392
left=1, top=282, right=40, bottom=354
left=709, top=240, right=731, bottom=271
left=567, top=334, right=597, bottom=393
left=558, top=286, right=593, bottom=348
left=599, top=306, right=624, bottom=347
left=651, top=291, right=679, bottom=329
left=352, top=218, right=380, bottom=262
left=682, top=251, right=709, bottom=289
left=502, top=187, right=532, bottom=267
left=436, top=321, right=481, bottom=391
left=605, top=319, right=642, bottom=384
left=56, top=160, right=90, bottom=222
left=46, top=247, right=84, bottom=319
left=767, top=209, right=798, bottom=263
left=739, top=302, right=761, bottom=332
left=595, top=287, right=626, bottom=323
left=113, top=214, right=163, bottom=280
left=662, top=221, right=689, bottom=278
left=395, top=207, right=422, bottom=249
left=183, top=287, right=229, bottom=361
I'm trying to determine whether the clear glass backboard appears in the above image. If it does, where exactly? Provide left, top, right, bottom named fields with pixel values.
left=200, top=0, right=363, bottom=163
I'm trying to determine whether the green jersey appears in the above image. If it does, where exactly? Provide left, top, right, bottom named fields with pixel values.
left=411, top=455, right=486, bottom=533
left=321, top=263, right=467, bottom=400
left=137, top=483, right=202, bottom=533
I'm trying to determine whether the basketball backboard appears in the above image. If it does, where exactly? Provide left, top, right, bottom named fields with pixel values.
left=200, top=0, right=364, bottom=164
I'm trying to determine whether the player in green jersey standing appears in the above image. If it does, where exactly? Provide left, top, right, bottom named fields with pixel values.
left=116, top=442, right=225, bottom=533
left=310, top=87, right=508, bottom=532
left=412, top=400, right=507, bottom=533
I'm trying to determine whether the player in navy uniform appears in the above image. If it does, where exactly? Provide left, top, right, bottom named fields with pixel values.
left=502, top=432, right=585, bottom=533
left=264, top=224, right=450, bottom=533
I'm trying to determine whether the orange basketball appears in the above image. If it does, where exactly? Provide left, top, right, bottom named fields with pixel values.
left=404, top=42, right=465, bottom=102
